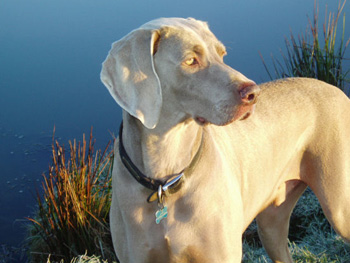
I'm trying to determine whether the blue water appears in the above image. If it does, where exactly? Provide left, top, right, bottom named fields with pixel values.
left=0, top=0, right=349, bottom=251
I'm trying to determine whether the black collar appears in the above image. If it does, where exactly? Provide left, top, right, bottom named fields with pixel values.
left=118, top=122, right=203, bottom=201
left=119, top=122, right=163, bottom=191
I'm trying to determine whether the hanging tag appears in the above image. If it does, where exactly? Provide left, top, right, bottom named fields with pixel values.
left=155, top=206, right=168, bottom=224
left=155, top=185, right=167, bottom=223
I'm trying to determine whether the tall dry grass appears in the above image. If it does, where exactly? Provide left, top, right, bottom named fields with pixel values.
left=26, top=129, right=116, bottom=262
left=261, top=0, right=350, bottom=92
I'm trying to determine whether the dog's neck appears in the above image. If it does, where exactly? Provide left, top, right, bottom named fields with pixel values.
left=121, top=112, right=203, bottom=180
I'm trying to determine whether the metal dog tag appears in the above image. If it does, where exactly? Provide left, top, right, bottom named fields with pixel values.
left=155, top=185, right=168, bottom=224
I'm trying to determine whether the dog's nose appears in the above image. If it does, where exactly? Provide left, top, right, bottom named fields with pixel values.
left=239, top=82, right=260, bottom=105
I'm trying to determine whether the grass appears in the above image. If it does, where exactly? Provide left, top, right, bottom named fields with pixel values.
left=260, top=0, right=350, bottom=92
left=242, top=188, right=350, bottom=262
left=46, top=253, right=113, bottom=263
left=25, top=129, right=117, bottom=262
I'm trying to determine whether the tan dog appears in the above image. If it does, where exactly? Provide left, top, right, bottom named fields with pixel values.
left=101, top=17, right=350, bottom=263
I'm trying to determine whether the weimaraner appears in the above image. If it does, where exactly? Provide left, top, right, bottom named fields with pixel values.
left=101, top=17, right=350, bottom=263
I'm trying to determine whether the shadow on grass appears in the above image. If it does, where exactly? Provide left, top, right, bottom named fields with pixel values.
left=243, top=188, right=350, bottom=262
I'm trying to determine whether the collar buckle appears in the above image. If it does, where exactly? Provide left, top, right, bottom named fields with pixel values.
left=147, top=172, right=184, bottom=203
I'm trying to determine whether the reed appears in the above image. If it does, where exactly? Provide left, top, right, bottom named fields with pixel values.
left=26, top=129, right=116, bottom=262
left=261, top=0, right=350, bottom=92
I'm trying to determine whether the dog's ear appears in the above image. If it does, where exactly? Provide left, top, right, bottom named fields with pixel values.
left=101, top=29, right=162, bottom=129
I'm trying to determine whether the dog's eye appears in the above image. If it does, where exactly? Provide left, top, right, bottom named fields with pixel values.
left=185, top=57, right=199, bottom=66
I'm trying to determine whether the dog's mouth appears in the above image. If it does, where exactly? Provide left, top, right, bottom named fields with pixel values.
left=195, top=116, right=209, bottom=126
left=195, top=104, right=255, bottom=126
left=239, top=111, right=251, bottom=121
left=233, top=104, right=256, bottom=121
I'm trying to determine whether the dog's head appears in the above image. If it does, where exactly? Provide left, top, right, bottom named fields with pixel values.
left=101, top=17, right=260, bottom=129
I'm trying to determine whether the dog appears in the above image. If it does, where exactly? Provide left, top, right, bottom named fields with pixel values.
left=101, top=17, right=350, bottom=263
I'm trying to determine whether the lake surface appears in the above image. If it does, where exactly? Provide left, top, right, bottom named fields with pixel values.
left=0, top=0, right=349, bottom=252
